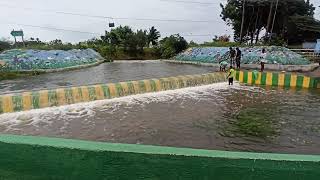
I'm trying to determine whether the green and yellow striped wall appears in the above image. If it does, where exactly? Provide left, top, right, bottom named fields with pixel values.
left=0, top=72, right=227, bottom=114
left=236, top=71, right=320, bottom=89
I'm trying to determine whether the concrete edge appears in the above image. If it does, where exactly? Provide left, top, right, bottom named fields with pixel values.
left=0, top=70, right=318, bottom=114
left=235, top=70, right=320, bottom=88
left=164, top=60, right=320, bottom=72
left=2, top=59, right=106, bottom=73
left=0, top=72, right=227, bottom=114
left=1, top=134, right=319, bottom=162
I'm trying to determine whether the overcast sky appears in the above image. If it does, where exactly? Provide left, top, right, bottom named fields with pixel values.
left=0, top=0, right=319, bottom=43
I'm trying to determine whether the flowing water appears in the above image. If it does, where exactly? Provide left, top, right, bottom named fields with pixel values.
left=0, top=61, right=216, bottom=94
left=0, top=83, right=319, bottom=155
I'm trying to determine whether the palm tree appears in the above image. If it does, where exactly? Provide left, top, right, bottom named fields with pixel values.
left=147, top=26, right=160, bottom=47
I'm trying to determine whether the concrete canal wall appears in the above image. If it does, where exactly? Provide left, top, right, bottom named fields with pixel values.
left=165, top=60, right=319, bottom=72
left=0, top=70, right=319, bottom=114
left=236, top=71, right=320, bottom=88
left=0, top=72, right=227, bottom=114
left=0, top=135, right=319, bottom=180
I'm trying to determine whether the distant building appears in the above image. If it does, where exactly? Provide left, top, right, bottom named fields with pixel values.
left=315, top=39, right=320, bottom=53
left=302, top=41, right=317, bottom=49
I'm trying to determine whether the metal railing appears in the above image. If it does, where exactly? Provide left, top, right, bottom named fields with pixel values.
left=290, top=49, right=320, bottom=62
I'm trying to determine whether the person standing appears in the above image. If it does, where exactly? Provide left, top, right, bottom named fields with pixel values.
left=235, top=47, right=242, bottom=69
left=229, top=47, right=236, bottom=66
left=260, top=48, right=267, bottom=72
left=227, top=66, right=235, bottom=85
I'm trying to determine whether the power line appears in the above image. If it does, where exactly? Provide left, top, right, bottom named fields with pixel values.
left=1, top=22, right=220, bottom=37
left=0, top=3, right=224, bottom=24
left=1, top=22, right=101, bottom=35
left=159, top=0, right=225, bottom=5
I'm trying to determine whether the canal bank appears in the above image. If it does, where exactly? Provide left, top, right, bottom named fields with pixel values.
left=0, top=61, right=319, bottom=179
left=0, top=134, right=319, bottom=180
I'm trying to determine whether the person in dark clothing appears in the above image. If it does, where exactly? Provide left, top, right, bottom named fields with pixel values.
left=229, top=47, right=236, bottom=66
left=235, top=47, right=241, bottom=69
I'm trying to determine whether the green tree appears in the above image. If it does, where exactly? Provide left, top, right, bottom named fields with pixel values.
left=160, top=34, right=188, bottom=58
left=0, top=40, right=11, bottom=52
left=189, top=40, right=199, bottom=47
left=287, top=15, right=320, bottom=44
left=220, top=0, right=316, bottom=44
left=147, top=26, right=160, bottom=47
left=136, top=29, right=148, bottom=51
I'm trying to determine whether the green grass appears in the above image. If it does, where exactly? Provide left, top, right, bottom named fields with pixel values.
left=0, top=71, right=43, bottom=81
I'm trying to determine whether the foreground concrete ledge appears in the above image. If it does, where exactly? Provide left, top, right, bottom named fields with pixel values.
left=0, top=135, right=319, bottom=180
left=165, top=60, right=319, bottom=72
left=1, top=135, right=319, bottom=161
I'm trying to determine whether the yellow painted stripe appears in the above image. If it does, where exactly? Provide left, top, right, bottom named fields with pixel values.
left=195, top=75, right=204, bottom=84
left=72, top=87, right=81, bottom=103
left=181, top=75, right=192, bottom=81
left=239, top=71, right=244, bottom=83
left=2, top=95, right=13, bottom=113
left=119, top=82, right=129, bottom=95
left=170, top=77, right=180, bottom=88
left=152, top=79, right=162, bottom=91
left=161, top=77, right=170, bottom=82
left=56, top=89, right=66, bottom=106
left=290, top=74, right=297, bottom=87
left=22, top=92, right=32, bottom=111
left=183, top=75, right=194, bottom=82
left=94, top=85, right=105, bottom=100
left=255, top=72, right=261, bottom=85
left=143, top=80, right=152, bottom=92
left=178, top=76, right=189, bottom=87
left=108, top=83, right=117, bottom=98
left=266, top=72, right=273, bottom=86
left=178, top=75, right=190, bottom=82
left=278, top=73, right=285, bottom=87
left=81, top=86, right=90, bottom=102
left=247, top=72, right=252, bottom=85
left=131, top=81, right=140, bottom=93
left=39, top=90, right=49, bottom=108
left=302, top=76, right=310, bottom=88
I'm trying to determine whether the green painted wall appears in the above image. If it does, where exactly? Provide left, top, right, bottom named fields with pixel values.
left=0, top=135, right=319, bottom=180
left=236, top=70, right=320, bottom=88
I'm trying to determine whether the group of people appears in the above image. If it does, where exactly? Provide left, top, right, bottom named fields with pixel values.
left=219, top=47, right=242, bottom=72
left=221, top=47, right=268, bottom=86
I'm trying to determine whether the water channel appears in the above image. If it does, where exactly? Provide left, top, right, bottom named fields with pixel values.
left=0, top=82, right=319, bottom=155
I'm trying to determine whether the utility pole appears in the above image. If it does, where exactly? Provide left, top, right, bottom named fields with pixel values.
left=265, top=0, right=274, bottom=42
left=240, top=0, right=246, bottom=43
left=269, top=0, right=279, bottom=42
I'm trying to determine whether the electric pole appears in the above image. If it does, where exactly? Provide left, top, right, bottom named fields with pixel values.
left=265, top=0, right=274, bottom=42
left=240, top=0, right=246, bottom=43
left=270, top=0, right=279, bottom=42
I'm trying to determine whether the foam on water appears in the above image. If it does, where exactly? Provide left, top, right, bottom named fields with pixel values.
left=0, top=82, right=257, bottom=132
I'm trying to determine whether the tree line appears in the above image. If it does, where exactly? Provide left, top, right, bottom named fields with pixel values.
left=220, top=0, right=320, bottom=45
left=0, top=26, right=189, bottom=60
